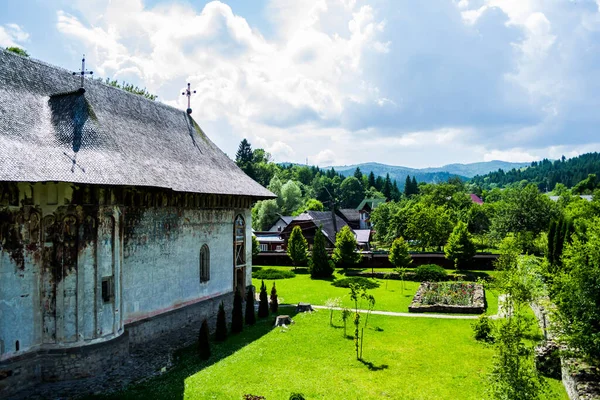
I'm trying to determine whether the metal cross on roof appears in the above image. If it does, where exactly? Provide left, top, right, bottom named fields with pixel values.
left=182, top=82, right=196, bottom=115
left=72, top=54, right=93, bottom=91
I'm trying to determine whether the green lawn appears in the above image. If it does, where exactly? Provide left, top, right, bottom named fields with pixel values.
left=98, top=308, right=566, bottom=400
left=94, top=267, right=566, bottom=400
left=254, top=268, right=500, bottom=316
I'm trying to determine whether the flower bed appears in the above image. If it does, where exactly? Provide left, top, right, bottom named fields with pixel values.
left=409, top=282, right=486, bottom=314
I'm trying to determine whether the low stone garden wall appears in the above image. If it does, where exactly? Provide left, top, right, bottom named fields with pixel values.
left=409, top=282, right=486, bottom=314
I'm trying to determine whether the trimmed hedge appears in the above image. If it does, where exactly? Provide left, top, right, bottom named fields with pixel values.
left=331, top=276, right=380, bottom=289
left=252, top=268, right=296, bottom=280
left=413, top=264, right=448, bottom=282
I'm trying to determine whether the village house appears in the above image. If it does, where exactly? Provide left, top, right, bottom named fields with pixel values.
left=336, top=208, right=360, bottom=230
left=253, top=231, right=285, bottom=252
left=356, top=198, right=386, bottom=229
left=0, top=49, right=273, bottom=397
left=279, top=211, right=349, bottom=249
left=267, top=215, right=293, bottom=232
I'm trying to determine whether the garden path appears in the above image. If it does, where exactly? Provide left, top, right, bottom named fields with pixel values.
left=305, top=305, right=502, bottom=319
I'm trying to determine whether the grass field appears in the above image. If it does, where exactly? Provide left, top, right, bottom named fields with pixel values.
left=94, top=267, right=566, bottom=400
left=253, top=267, right=500, bottom=315
left=97, top=308, right=566, bottom=400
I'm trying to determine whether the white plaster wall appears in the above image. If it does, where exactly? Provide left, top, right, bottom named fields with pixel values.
left=122, top=208, right=243, bottom=324
left=0, top=250, right=37, bottom=359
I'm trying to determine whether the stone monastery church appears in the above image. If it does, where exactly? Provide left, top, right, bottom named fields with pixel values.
left=0, top=49, right=273, bottom=396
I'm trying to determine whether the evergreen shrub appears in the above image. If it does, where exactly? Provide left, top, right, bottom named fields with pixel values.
left=413, top=264, right=448, bottom=282
left=245, top=287, right=256, bottom=325
left=472, top=315, right=494, bottom=342
left=258, top=280, right=269, bottom=318
left=270, top=283, right=278, bottom=314
left=231, top=289, right=243, bottom=333
left=215, top=301, right=227, bottom=342
left=198, top=319, right=211, bottom=360
left=252, top=268, right=295, bottom=280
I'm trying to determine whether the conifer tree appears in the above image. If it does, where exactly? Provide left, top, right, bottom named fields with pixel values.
left=198, top=319, right=211, bottom=360
left=445, top=221, right=476, bottom=269
left=332, top=225, right=362, bottom=270
left=368, top=172, right=376, bottom=189
left=270, top=283, right=279, bottom=314
left=215, top=301, right=227, bottom=342
left=231, top=289, right=244, bottom=333
left=287, top=225, right=308, bottom=270
left=258, top=280, right=269, bottom=318
left=309, top=227, right=335, bottom=278
left=404, top=175, right=412, bottom=197
left=245, top=287, right=256, bottom=325
left=411, top=176, right=418, bottom=194
left=382, top=173, right=392, bottom=200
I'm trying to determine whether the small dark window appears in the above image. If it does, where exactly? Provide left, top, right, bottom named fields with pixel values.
left=15, top=340, right=19, bottom=351
left=200, top=245, right=210, bottom=283
left=102, top=277, right=114, bottom=303
left=234, top=215, right=246, bottom=266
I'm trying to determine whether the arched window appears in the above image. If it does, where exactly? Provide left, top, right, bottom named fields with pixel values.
left=200, top=244, right=210, bottom=283
left=234, top=215, right=246, bottom=267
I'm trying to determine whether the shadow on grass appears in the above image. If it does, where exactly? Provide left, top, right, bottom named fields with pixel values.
left=292, top=267, right=310, bottom=274
left=359, top=359, right=389, bottom=371
left=95, top=308, right=299, bottom=400
left=459, top=271, right=492, bottom=281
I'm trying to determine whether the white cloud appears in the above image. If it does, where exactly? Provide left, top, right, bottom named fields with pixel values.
left=52, top=0, right=600, bottom=167
left=483, top=149, right=538, bottom=162
left=313, top=149, right=337, bottom=166
left=0, top=23, right=29, bottom=48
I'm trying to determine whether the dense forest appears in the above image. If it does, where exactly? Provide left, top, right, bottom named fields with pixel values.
left=235, top=139, right=415, bottom=231
left=471, top=152, right=600, bottom=191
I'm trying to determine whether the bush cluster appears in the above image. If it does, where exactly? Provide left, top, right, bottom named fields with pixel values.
left=472, top=315, right=494, bottom=342
left=252, top=268, right=295, bottom=280
left=413, top=264, right=448, bottom=282
left=332, top=276, right=380, bottom=289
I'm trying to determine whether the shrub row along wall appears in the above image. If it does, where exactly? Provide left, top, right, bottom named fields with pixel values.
left=253, top=252, right=499, bottom=270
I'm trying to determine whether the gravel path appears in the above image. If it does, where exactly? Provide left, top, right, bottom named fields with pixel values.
left=309, top=304, right=502, bottom=320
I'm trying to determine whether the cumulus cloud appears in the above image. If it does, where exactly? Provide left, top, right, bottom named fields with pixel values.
left=0, top=23, right=29, bottom=48
left=53, top=0, right=600, bottom=167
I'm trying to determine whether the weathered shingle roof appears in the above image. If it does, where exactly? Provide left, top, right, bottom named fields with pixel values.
left=338, top=208, right=360, bottom=222
left=281, top=216, right=294, bottom=225
left=0, top=50, right=274, bottom=199
left=295, top=211, right=349, bottom=244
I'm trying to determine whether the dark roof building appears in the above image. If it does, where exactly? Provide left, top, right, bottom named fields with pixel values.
left=336, top=208, right=360, bottom=229
left=268, top=215, right=294, bottom=232
left=280, top=211, right=349, bottom=247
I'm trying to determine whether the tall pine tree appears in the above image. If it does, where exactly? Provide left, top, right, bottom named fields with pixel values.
left=235, top=139, right=255, bottom=180
left=404, top=175, right=412, bottom=196
left=368, top=172, right=376, bottom=189
left=382, top=173, right=392, bottom=200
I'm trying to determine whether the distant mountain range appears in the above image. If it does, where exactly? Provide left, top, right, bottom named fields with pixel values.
left=331, top=160, right=531, bottom=186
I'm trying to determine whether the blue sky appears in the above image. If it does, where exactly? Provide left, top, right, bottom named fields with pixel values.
left=2, top=0, right=600, bottom=168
